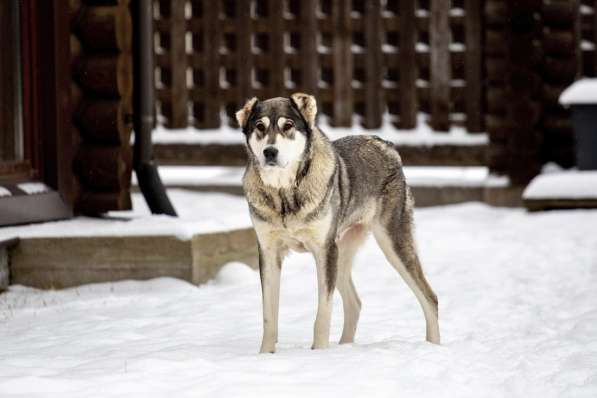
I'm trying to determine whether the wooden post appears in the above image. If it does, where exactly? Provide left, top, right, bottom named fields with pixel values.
left=364, top=0, right=382, bottom=129
left=165, top=0, right=188, bottom=128
left=399, top=0, right=417, bottom=129
left=300, top=0, right=318, bottom=96
left=201, top=0, right=220, bottom=128
left=332, top=0, right=353, bottom=126
left=430, top=0, right=451, bottom=131
left=465, top=0, right=483, bottom=132
left=237, top=0, right=253, bottom=104
left=594, top=0, right=597, bottom=76
left=269, top=0, right=285, bottom=97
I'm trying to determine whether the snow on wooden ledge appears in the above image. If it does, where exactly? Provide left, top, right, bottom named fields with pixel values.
left=559, top=78, right=597, bottom=106
left=523, top=170, right=597, bottom=200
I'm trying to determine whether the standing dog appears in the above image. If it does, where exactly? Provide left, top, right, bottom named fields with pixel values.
left=236, top=93, right=440, bottom=353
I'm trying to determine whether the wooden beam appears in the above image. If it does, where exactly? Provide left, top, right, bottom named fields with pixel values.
left=430, top=0, right=451, bottom=131
left=399, top=0, right=417, bottom=129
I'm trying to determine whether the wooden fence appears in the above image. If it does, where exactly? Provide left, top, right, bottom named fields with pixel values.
left=153, top=0, right=485, bottom=132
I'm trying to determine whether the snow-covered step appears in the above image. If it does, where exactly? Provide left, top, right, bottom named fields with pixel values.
left=133, top=166, right=519, bottom=207
left=523, top=169, right=597, bottom=211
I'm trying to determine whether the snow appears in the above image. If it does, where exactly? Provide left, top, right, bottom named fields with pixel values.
left=16, top=182, right=49, bottom=195
left=151, top=114, right=488, bottom=146
left=559, top=78, right=597, bottom=105
left=0, top=190, right=251, bottom=241
left=2, top=200, right=597, bottom=397
left=523, top=169, right=597, bottom=199
left=0, top=187, right=11, bottom=197
left=132, top=166, right=509, bottom=189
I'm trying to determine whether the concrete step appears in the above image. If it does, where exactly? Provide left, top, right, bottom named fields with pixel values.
left=6, top=229, right=258, bottom=290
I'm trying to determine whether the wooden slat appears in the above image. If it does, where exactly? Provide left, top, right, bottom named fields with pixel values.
left=300, top=0, right=318, bottom=95
left=268, top=0, right=285, bottom=97
left=399, top=0, right=417, bottom=128
left=465, top=0, right=483, bottom=132
left=200, top=0, right=220, bottom=128
left=165, top=0, right=188, bottom=128
left=332, top=0, right=353, bottom=126
left=594, top=0, right=597, bottom=75
left=237, top=0, right=252, bottom=104
left=364, top=0, right=382, bottom=129
left=430, top=0, right=451, bottom=131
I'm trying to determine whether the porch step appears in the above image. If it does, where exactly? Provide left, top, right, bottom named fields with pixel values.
left=133, top=166, right=523, bottom=207
left=7, top=229, right=258, bottom=290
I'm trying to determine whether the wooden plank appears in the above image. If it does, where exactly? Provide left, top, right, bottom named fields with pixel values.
left=399, top=0, right=417, bottom=129
left=465, top=0, right=483, bottom=132
left=594, top=0, right=597, bottom=76
left=268, top=0, right=285, bottom=97
left=166, top=0, right=188, bottom=128
left=237, top=0, right=253, bottom=104
left=332, top=0, right=353, bottom=126
left=430, top=0, right=451, bottom=131
left=300, top=0, right=318, bottom=95
left=364, top=0, right=383, bottom=129
left=201, top=0, right=220, bottom=128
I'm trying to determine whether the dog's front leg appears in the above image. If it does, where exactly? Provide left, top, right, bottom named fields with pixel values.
left=312, top=241, right=338, bottom=350
left=258, top=242, right=282, bottom=354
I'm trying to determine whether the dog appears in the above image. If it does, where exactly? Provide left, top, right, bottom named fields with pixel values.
left=236, top=93, right=440, bottom=353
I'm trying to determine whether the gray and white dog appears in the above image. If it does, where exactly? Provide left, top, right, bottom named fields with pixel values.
left=236, top=93, right=440, bottom=353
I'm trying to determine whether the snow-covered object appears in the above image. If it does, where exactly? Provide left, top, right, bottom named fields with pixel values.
left=523, top=170, right=597, bottom=199
left=132, top=166, right=509, bottom=189
left=559, top=78, right=597, bottom=106
left=1, top=203, right=597, bottom=397
left=0, top=187, right=11, bottom=197
left=16, top=182, right=49, bottom=195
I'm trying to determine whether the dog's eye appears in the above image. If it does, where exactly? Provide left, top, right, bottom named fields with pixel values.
left=255, top=122, right=266, bottom=132
left=283, top=122, right=293, bottom=132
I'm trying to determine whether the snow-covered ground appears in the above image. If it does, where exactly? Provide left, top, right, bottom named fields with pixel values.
left=1, top=194, right=597, bottom=397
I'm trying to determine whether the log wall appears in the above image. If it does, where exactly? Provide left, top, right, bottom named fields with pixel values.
left=71, top=0, right=134, bottom=214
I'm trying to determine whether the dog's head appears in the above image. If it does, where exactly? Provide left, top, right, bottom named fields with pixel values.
left=236, top=93, right=317, bottom=170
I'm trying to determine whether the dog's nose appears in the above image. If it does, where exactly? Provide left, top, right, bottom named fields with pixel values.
left=263, top=147, right=278, bottom=162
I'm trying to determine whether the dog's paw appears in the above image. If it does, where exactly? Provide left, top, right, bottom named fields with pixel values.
left=259, top=343, right=276, bottom=354
left=310, top=341, right=330, bottom=350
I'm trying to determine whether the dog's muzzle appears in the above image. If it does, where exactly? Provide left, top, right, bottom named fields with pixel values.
left=263, top=146, right=278, bottom=166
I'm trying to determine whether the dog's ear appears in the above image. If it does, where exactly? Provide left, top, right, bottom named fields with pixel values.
left=290, top=93, right=317, bottom=127
left=235, top=97, right=259, bottom=130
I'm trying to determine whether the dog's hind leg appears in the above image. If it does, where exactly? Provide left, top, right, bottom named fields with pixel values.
left=336, top=224, right=368, bottom=344
left=373, top=192, right=440, bottom=344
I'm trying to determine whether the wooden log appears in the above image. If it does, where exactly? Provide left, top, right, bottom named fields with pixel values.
left=543, top=57, right=579, bottom=83
left=268, top=0, right=285, bottom=97
left=74, top=146, right=131, bottom=190
left=485, top=114, right=510, bottom=141
left=74, top=54, right=132, bottom=98
left=485, top=30, right=508, bottom=56
left=83, top=0, right=130, bottom=5
left=485, top=0, right=509, bottom=26
left=542, top=0, right=576, bottom=28
left=542, top=83, right=567, bottom=104
left=543, top=31, right=577, bottom=56
left=485, top=57, right=508, bottom=82
left=430, top=0, right=451, bottom=131
left=77, top=190, right=132, bottom=214
left=399, top=0, right=417, bottom=129
left=300, top=0, right=318, bottom=95
left=332, top=0, right=353, bottom=126
left=486, top=88, right=507, bottom=113
left=364, top=0, right=382, bottom=129
left=75, top=4, right=131, bottom=52
left=465, top=0, right=483, bottom=132
left=74, top=98, right=132, bottom=144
